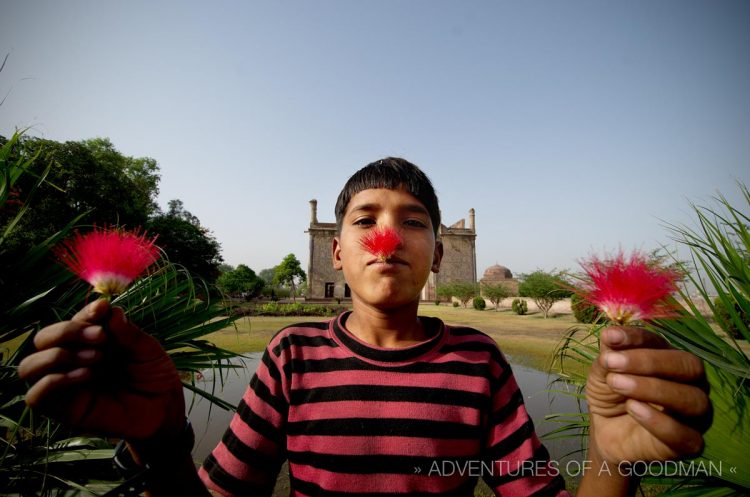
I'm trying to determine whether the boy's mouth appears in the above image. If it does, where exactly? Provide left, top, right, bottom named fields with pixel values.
left=367, top=255, right=407, bottom=266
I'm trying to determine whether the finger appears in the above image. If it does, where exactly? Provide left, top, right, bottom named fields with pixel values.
left=625, top=399, right=705, bottom=458
left=33, top=320, right=106, bottom=350
left=18, top=347, right=102, bottom=382
left=601, top=326, right=670, bottom=351
left=607, top=373, right=710, bottom=419
left=24, top=368, right=92, bottom=408
left=601, top=349, right=705, bottom=383
left=32, top=299, right=110, bottom=351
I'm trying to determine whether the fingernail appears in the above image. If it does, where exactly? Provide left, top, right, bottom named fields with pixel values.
left=627, top=400, right=651, bottom=420
left=605, top=328, right=626, bottom=345
left=92, top=298, right=108, bottom=314
left=82, top=326, right=103, bottom=341
left=605, top=352, right=627, bottom=370
left=77, top=349, right=96, bottom=360
left=66, top=367, right=89, bottom=380
left=609, top=373, right=636, bottom=391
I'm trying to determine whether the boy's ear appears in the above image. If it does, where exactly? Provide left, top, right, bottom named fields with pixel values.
left=332, top=236, right=343, bottom=270
left=431, top=240, right=444, bottom=273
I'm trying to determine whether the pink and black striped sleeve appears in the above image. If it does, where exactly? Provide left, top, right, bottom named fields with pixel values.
left=481, top=353, right=571, bottom=497
left=199, top=344, right=288, bottom=497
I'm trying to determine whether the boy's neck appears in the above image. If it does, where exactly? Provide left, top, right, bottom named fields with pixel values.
left=345, top=300, right=428, bottom=348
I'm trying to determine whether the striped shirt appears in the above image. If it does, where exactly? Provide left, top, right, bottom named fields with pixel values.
left=199, top=312, right=569, bottom=496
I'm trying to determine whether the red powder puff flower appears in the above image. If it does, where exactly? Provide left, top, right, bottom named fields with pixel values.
left=578, top=250, right=682, bottom=325
left=54, top=227, right=160, bottom=298
left=360, top=226, right=403, bottom=262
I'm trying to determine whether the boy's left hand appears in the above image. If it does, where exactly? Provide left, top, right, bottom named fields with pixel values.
left=586, top=326, right=711, bottom=465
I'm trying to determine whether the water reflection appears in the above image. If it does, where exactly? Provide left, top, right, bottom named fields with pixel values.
left=187, top=354, right=586, bottom=467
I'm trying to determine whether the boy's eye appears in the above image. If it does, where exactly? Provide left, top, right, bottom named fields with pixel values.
left=353, top=218, right=376, bottom=226
left=405, top=219, right=428, bottom=228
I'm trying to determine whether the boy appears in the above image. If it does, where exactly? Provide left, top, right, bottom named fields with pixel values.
left=19, top=158, right=710, bottom=496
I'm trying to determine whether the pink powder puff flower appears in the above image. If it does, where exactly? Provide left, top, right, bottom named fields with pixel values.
left=54, top=227, right=160, bottom=298
left=360, top=226, right=403, bottom=262
left=578, top=250, right=682, bottom=325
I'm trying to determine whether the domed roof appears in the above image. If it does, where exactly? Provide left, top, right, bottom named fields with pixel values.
left=482, top=264, right=513, bottom=280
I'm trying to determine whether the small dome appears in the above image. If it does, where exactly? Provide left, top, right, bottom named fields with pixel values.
left=483, top=264, right=513, bottom=280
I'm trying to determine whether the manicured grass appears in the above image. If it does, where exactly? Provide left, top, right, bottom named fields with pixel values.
left=205, top=315, right=332, bottom=353
left=419, top=304, right=584, bottom=374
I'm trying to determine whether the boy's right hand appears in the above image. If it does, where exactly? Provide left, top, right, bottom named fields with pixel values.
left=18, top=299, right=186, bottom=442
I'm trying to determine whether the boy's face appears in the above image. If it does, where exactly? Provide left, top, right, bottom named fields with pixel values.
left=333, top=187, right=443, bottom=310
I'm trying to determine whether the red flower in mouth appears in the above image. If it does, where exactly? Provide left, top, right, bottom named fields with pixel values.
left=54, top=227, right=160, bottom=298
left=360, top=226, right=403, bottom=262
left=578, top=250, right=681, bottom=325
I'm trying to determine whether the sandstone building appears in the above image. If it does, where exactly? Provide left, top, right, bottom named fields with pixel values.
left=479, top=264, right=519, bottom=295
left=306, top=199, right=477, bottom=301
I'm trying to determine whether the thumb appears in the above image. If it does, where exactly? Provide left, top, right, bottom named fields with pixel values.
left=599, top=326, right=628, bottom=356
left=71, top=298, right=111, bottom=324
left=105, top=307, right=159, bottom=356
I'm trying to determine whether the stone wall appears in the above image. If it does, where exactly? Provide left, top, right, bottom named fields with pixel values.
left=307, top=224, right=347, bottom=299
left=437, top=233, right=477, bottom=284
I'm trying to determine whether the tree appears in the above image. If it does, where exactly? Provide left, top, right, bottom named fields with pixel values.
left=217, top=264, right=265, bottom=300
left=258, top=268, right=276, bottom=285
left=436, top=282, right=478, bottom=308
left=82, top=137, right=160, bottom=219
left=518, top=270, right=572, bottom=318
left=146, top=200, right=223, bottom=283
left=218, top=263, right=235, bottom=274
left=436, top=283, right=455, bottom=303
left=453, top=282, right=479, bottom=308
left=482, top=282, right=512, bottom=311
left=435, top=283, right=456, bottom=304
left=163, top=198, right=200, bottom=225
left=273, top=254, right=306, bottom=302
left=1, top=136, right=160, bottom=255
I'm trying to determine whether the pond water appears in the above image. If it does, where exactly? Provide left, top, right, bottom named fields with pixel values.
left=187, top=354, right=586, bottom=468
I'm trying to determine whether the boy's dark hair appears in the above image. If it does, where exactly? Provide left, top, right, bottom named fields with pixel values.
left=334, top=157, right=441, bottom=235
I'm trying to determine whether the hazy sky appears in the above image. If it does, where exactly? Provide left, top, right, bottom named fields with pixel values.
left=2, top=1, right=748, bottom=277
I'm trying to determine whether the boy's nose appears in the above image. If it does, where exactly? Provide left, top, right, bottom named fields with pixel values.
left=360, top=225, right=404, bottom=260
left=378, top=215, right=400, bottom=232
left=379, top=222, right=403, bottom=241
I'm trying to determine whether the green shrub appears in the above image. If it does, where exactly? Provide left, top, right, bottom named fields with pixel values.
left=261, top=287, right=291, bottom=301
left=434, top=300, right=441, bottom=306
left=714, top=297, right=749, bottom=340
left=571, top=293, right=601, bottom=323
left=473, top=296, right=486, bottom=310
left=511, top=298, right=528, bottom=315
left=232, top=302, right=347, bottom=317
left=452, top=301, right=460, bottom=308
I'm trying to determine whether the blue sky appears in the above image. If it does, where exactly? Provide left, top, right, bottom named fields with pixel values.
left=2, top=1, right=748, bottom=277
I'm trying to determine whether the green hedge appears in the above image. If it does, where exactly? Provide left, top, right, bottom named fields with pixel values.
left=232, top=302, right=348, bottom=317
